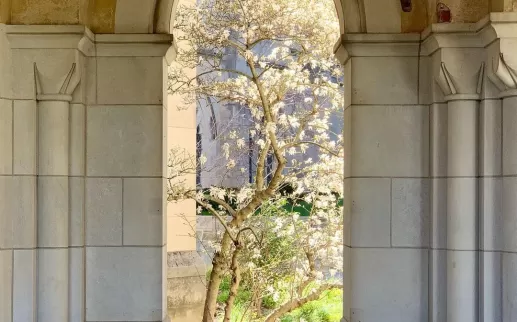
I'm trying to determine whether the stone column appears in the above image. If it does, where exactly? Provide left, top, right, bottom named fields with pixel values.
left=34, top=62, right=79, bottom=322
left=433, top=54, right=485, bottom=321
left=445, top=98, right=479, bottom=322
left=336, top=33, right=430, bottom=322
left=487, top=29, right=517, bottom=321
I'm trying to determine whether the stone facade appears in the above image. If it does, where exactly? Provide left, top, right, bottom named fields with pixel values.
left=0, top=26, right=170, bottom=322
left=0, top=1, right=517, bottom=322
left=338, top=12, right=517, bottom=322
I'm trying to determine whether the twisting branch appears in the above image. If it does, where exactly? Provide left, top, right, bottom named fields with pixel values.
left=255, top=141, right=271, bottom=191
left=196, top=199, right=237, bottom=243
left=236, top=227, right=262, bottom=245
left=283, top=141, right=342, bottom=157
left=297, top=250, right=316, bottom=296
left=205, top=195, right=237, bottom=217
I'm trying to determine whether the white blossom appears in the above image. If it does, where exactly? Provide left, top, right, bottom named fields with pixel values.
left=168, top=0, right=344, bottom=313
left=199, top=154, right=207, bottom=166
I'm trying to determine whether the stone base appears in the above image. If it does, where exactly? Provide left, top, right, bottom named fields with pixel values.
left=167, top=251, right=207, bottom=322
left=168, top=304, right=204, bottom=321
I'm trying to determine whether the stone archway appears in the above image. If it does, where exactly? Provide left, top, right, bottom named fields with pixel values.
left=157, top=1, right=348, bottom=320
left=1, top=1, right=517, bottom=322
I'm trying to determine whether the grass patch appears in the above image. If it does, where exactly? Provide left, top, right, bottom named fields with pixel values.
left=280, top=288, right=342, bottom=322
left=214, top=272, right=342, bottom=321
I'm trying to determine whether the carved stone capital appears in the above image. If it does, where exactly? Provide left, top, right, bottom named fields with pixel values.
left=434, top=58, right=485, bottom=102
left=34, top=61, right=80, bottom=102
left=486, top=38, right=517, bottom=98
left=488, top=52, right=517, bottom=97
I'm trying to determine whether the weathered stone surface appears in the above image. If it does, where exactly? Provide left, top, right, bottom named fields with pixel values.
left=391, top=179, right=430, bottom=247
left=86, top=0, right=117, bottom=33
left=123, top=178, right=164, bottom=246
left=13, top=100, right=37, bottom=175
left=0, top=99, right=12, bottom=174
left=37, top=176, right=69, bottom=247
left=11, top=0, right=81, bottom=25
left=87, top=105, right=162, bottom=177
left=351, top=57, right=419, bottom=105
left=0, top=250, right=12, bottom=322
left=13, top=249, right=36, bottom=322
left=167, top=276, right=206, bottom=307
left=350, top=178, right=391, bottom=247
left=86, top=178, right=122, bottom=246
left=97, top=57, right=163, bottom=105
left=350, top=248, right=428, bottom=322
left=167, top=251, right=206, bottom=322
left=350, top=105, right=429, bottom=177
left=86, top=247, right=164, bottom=321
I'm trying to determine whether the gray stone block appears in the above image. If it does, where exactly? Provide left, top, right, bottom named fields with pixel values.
left=480, top=177, right=503, bottom=251
left=123, top=178, right=163, bottom=246
left=86, top=178, right=123, bottom=246
left=86, top=246, right=164, bottom=321
left=447, top=178, right=477, bottom=250
left=429, top=249, right=446, bottom=322
left=350, top=248, right=428, bottom=322
left=503, top=252, right=517, bottom=322
left=430, top=178, right=447, bottom=249
left=480, top=99, right=502, bottom=176
left=0, top=250, right=12, bottom=322
left=503, top=177, right=517, bottom=252
left=87, top=105, right=162, bottom=177
left=350, top=104, right=429, bottom=177
left=391, top=178, right=430, bottom=247
left=37, top=176, right=69, bottom=247
left=13, top=249, right=36, bottom=322
left=446, top=250, right=477, bottom=321
left=350, top=178, right=391, bottom=247
left=503, top=97, right=517, bottom=175
left=480, top=251, right=502, bottom=322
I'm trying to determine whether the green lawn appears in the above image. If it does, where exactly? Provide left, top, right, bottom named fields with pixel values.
left=216, top=275, right=343, bottom=322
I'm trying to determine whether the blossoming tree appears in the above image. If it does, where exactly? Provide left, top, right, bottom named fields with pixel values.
left=168, top=0, right=344, bottom=320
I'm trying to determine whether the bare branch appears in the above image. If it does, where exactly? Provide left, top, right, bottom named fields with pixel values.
left=205, top=195, right=237, bottom=217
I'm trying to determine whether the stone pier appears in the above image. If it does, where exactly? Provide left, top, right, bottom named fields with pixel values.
left=0, top=26, right=170, bottom=322
left=339, top=13, right=517, bottom=322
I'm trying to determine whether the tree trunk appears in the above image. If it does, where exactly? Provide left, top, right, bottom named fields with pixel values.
left=254, top=293, right=263, bottom=317
left=223, top=244, right=242, bottom=321
left=203, top=231, right=233, bottom=322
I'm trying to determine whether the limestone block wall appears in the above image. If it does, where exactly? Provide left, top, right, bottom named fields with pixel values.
left=339, top=12, right=517, bottom=322
left=339, top=32, right=430, bottom=322
left=0, top=26, right=171, bottom=322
